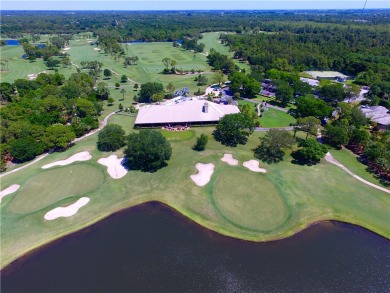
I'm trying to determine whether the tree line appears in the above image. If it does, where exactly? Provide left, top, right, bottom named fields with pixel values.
left=0, top=72, right=105, bottom=171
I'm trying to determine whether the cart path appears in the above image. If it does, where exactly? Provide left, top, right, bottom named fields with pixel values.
left=0, top=112, right=117, bottom=178
left=324, top=152, right=390, bottom=194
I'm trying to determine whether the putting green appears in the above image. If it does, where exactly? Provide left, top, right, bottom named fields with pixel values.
left=212, top=168, right=289, bottom=232
left=7, top=164, right=104, bottom=214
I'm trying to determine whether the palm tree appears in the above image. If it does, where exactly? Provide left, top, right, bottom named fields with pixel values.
left=120, top=89, right=126, bottom=100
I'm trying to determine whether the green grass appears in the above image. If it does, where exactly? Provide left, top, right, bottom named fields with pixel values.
left=1, top=118, right=389, bottom=268
left=0, top=39, right=215, bottom=95
left=329, top=147, right=388, bottom=188
left=1, top=36, right=389, bottom=269
left=261, top=108, right=296, bottom=127
left=161, top=130, right=195, bottom=142
left=200, top=32, right=251, bottom=72
left=237, top=100, right=296, bottom=127
left=212, top=168, right=289, bottom=231
left=7, top=164, right=104, bottom=214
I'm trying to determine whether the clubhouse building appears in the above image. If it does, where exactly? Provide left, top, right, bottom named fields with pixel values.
left=134, top=98, right=240, bottom=128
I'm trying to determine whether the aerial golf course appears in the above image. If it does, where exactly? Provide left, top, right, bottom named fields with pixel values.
left=1, top=33, right=389, bottom=270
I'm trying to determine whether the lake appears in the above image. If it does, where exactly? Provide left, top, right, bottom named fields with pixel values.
left=2, top=202, right=389, bottom=292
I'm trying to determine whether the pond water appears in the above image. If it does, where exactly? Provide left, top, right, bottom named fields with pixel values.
left=4, top=40, right=21, bottom=46
left=2, top=202, right=389, bottom=292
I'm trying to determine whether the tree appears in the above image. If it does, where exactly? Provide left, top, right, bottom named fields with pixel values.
left=253, top=129, right=295, bottom=163
left=295, top=95, right=333, bottom=119
left=193, top=134, right=208, bottom=151
left=97, top=124, right=126, bottom=152
left=103, top=69, right=112, bottom=79
left=123, top=130, right=172, bottom=172
left=151, top=92, right=164, bottom=103
left=196, top=74, right=208, bottom=86
left=121, top=74, right=128, bottom=83
left=44, top=124, right=76, bottom=149
left=323, top=124, right=349, bottom=149
left=291, top=138, right=328, bottom=165
left=76, top=98, right=98, bottom=118
left=138, top=82, right=164, bottom=103
left=275, top=81, right=294, bottom=107
left=120, top=88, right=126, bottom=100
left=118, top=103, right=124, bottom=111
left=166, top=82, right=175, bottom=98
left=213, top=113, right=254, bottom=147
left=348, top=129, right=370, bottom=150
left=11, top=136, right=42, bottom=162
left=295, top=116, right=321, bottom=139
left=318, top=83, right=346, bottom=104
left=115, top=82, right=120, bottom=89
left=46, top=58, right=60, bottom=70
left=96, top=82, right=110, bottom=100
left=212, top=71, right=225, bottom=87
left=162, top=57, right=172, bottom=69
left=61, top=56, right=71, bottom=68
left=134, top=83, right=139, bottom=91
left=107, top=97, right=114, bottom=105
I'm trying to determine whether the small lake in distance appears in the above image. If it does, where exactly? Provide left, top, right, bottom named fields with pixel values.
left=2, top=202, right=389, bottom=292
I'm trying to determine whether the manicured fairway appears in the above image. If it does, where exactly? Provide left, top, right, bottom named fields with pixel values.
left=330, top=147, right=388, bottom=188
left=7, top=164, right=104, bottom=214
left=212, top=168, right=289, bottom=231
left=200, top=32, right=251, bottom=72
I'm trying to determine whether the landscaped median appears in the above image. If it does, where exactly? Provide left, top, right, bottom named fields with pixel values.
left=1, top=121, right=389, bottom=270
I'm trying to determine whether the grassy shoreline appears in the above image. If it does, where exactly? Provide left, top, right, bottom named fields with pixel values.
left=2, top=198, right=389, bottom=271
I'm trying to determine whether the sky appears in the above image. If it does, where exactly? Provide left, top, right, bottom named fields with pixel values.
left=1, top=1, right=389, bottom=11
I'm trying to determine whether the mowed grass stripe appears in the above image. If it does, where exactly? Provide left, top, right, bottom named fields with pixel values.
left=7, top=163, right=104, bottom=214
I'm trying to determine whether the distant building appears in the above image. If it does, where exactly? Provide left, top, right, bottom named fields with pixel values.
left=305, top=71, right=353, bottom=81
left=134, top=99, right=240, bottom=128
left=360, top=105, right=390, bottom=129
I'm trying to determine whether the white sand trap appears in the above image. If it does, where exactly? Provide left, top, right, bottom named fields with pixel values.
left=190, top=163, right=215, bottom=186
left=42, top=151, right=92, bottom=169
left=0, top=184, right=20, bottom=202
left=63, top=47, right=70, bottom=51
left=221, top=154, right=238, bottom=166
left=243, top=160, right=267, bottom=173
left=93, top=48, right=101, bottom=51
left=27, top=73, right=37, bottom=80
left=97, top=155, right=127, bottom=179
left=44, top=197, right=90, bottom=221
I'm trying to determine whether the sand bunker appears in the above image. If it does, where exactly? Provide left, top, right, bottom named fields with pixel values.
left=27, top=74, right=37, bottom=80
left=190, top=163, right=215, bottom=186
left=93, top=48, right=101, bottom=51
left=44, top=197, right=90, bottom=220
left=42, top=151, right=92, bottom=169
left=63, top=47, right=70, bottom=51
left=243, top=160, right=267, bottom=173
left=97, top=155, right=127, bottom=179
left=0, top=184, right=20, bottom=202
left=221, top=154, right=238, bottom=166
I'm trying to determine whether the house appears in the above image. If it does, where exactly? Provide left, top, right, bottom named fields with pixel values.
left=134, top=99, right=240, bottom=128
left=360, top=105, right=390, bottom=129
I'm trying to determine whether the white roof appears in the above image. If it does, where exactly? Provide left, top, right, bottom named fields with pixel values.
left=360, top=105, right=390, bottom=126
left=135, top=99, right=240, bottom=125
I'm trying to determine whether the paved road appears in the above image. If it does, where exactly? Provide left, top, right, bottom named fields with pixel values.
left=0, top=111, right=117, bottom=178
left=254, top=126, right=293, bottom=132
